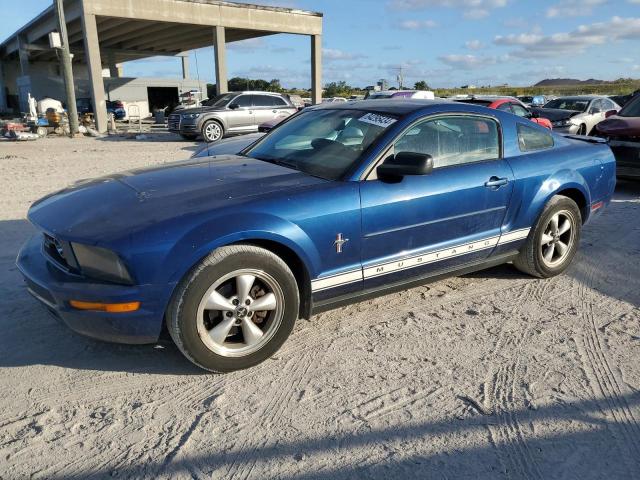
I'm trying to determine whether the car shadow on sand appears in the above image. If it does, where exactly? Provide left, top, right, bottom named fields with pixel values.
left=40, top=390, right=640, bottom=479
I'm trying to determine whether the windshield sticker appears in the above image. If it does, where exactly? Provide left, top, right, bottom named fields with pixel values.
left=359, top=113, right=397, bottom=128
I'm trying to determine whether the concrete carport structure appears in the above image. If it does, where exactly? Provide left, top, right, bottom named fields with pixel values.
left=0, top=0, right=323, bottom=132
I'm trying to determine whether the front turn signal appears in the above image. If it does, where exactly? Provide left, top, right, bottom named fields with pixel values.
left=69, top=300, right=141, bottom=313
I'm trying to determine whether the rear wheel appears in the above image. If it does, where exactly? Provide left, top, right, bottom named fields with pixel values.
left=167, top=245, right=299, bottom=372
left=514, top=195, right=582, bottom=278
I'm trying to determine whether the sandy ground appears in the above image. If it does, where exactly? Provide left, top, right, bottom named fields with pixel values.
left=0, top=134, right=639, bottom=480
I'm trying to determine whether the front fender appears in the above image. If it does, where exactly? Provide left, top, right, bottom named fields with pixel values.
left=160, top=212, right=320, bottom=285
left=198, top=114, right=228, bottom=132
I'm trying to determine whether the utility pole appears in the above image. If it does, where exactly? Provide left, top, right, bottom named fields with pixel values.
left=54, top=0, right=79, bottom=136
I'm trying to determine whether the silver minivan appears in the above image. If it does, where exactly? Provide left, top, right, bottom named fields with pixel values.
left=168, top=91, right=297, bottom=142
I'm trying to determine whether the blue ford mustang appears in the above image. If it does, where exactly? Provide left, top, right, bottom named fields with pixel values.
left=17, top=100, right=616, bottom=372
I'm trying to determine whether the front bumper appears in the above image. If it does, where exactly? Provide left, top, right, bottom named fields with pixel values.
left=609, top=139, right=640, bottom=178
left=167, top=115, right=199, bottom=135
left=16, top=234, right=173, bottom=344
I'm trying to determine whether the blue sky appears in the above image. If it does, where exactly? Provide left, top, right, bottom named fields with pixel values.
left=2, top=0, right=639, bottom=88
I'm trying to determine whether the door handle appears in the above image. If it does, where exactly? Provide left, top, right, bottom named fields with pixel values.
left=485, top=176, right=509, bottom=189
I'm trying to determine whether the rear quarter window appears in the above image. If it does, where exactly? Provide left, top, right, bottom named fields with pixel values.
left=517, top=123, right=554, bottom=152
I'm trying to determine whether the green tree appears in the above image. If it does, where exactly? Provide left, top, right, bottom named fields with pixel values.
left=324, top=81, right=351, bottom=97
left=414, top=80, right=430, bottom=90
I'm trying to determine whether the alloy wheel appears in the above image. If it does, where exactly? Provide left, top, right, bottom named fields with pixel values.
left=540, top=210, right=575, bottom=267
left=204, top=123, right=222, bottom=142
left=196, top=269, right=284, bottom=357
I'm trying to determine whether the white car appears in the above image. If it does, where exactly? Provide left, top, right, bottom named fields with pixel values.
left=535, top=96, right=620, bottom=135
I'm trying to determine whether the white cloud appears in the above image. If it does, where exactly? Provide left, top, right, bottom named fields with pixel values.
left=389, top=0, right=507, bottom=9
left=438, top=54, right=494, bottom=69
left=464, top=9, right=490, bottom=19
left=396, top=19, right=438, bottom=30
left=227, top=38, right=267, bottom=53
left=546, top=0, right=607, bottom=18
left=494, top=16, right=640, bottom=57
left=323, top=49, right=367, bottom=61
left=465, top=39, right=484, bottom=50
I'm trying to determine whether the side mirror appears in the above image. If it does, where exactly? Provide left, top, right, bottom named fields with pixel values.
left=377, top=152, right=434, bottom=178
left=530, top=111, right=539, bottom=119
left=229, top=103, right=240, bottom=110
left=605, top=109, right=618, bottom=118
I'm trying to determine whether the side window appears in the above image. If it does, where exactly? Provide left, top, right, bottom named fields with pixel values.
left=272, top=96, right=289, bottom=107
left=497, top=103, right=513, bottom=113
left=517, top=123, right=554, bottom=152
left=395, top=116, right=500, bottom=169
left=253, top=95, right=274, bottom=108
left=603, top=99, right=615, bottom=111
left=511, top=104, right=530, bottom=118
left=234, top=95, right=253, bottom=108
left=590, top=99, right=603, bottom=113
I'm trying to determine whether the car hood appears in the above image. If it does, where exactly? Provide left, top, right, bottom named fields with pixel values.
left=596, top=116, right=640, bottom=137
left=28, top=155, right=327, bottom=243
left=531, top=108, right=582, bottom=121
left=192, top=133, right=265, bottom=158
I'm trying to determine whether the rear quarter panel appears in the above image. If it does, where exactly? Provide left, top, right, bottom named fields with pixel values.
left=502, top=123, right=616, bottom=231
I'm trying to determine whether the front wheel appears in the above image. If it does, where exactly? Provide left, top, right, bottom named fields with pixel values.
left=513, top=195, right=582, bottom=278
left=202, top=120, right=223, bottom=143
left=167, top=245, right=299, bottom=372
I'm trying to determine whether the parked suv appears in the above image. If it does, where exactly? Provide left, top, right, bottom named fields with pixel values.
left=168, top=91, right=297, bottom=142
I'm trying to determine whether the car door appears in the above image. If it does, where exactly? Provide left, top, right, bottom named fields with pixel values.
left=359, top=114, right=515, bottom=289
left=587, top=99, right=606, bottom=132
left=225, top=94, right=255, bottom=133
left=252, top=95, right=278, bottom=128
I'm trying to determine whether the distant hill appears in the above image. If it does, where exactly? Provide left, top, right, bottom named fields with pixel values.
left=535, top=78, right=609, bottom=87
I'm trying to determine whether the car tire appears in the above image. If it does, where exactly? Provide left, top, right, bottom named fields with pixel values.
left=180, top=134, right=197, bottom=140
left=167, top=245, right=299, bottom=373
left=577, top=124, right=587, bottom=135
left=513, top=195, right=582, bottom=279
left=202, top=120, right=224, bottom=143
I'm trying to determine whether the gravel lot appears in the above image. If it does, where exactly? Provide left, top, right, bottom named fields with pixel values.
left=1, top=134, right=639, bottom=480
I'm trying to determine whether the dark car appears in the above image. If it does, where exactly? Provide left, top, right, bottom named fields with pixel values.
left=17, top=100, right=616, bottom=372
left=75, top=98, right=127, bottom=120
left=167, top=91, right=297, bottom=142
left=596, top=93, right=640, bottom=179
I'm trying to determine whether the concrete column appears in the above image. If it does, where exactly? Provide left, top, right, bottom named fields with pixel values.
left=213, top=26, right=228, bottom=95
left=181, top=55, right=190, bottom=80
left=18, top=35, right=30, bottom=76
left=107, top=51, right=119, bottom=78
left=82, top=12, right=108, bottom=132
left=0, top=61, right=7, bottom=111
left=311, top=34, right=322, bottom=105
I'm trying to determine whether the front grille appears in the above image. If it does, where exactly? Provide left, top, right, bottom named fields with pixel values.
left=168, top=114, right=181, bottom=131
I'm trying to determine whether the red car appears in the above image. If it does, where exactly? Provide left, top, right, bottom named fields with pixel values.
left=454, top=96, right=553, bottom=130
left=595, top=92, right=640, bottom=179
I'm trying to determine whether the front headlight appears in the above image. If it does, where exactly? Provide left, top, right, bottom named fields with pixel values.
left=71, top=243, right=134, bottom=285
left=552, top=119, right=573, bottom=127
left=182, top=113, right=201, bottom=119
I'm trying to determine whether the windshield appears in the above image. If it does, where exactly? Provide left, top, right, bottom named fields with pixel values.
left=203, top=93, right=235, bottom=108
left=244, top=109, right=399, bottom=180
left=367, top=92, right=395, bottom=100
left=619, top=95, right=640, bottom=117
left=544, top=98, right=589, bottom=112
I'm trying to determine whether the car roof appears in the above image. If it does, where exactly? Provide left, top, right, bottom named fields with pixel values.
left=552, top=95, right=601, bottom=100
left=310, top=99, right=453, bottom=115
